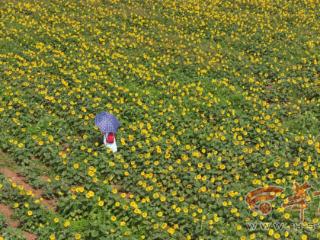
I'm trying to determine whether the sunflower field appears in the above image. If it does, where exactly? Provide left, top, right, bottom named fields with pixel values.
left=0, top=0, right=320, bottom=239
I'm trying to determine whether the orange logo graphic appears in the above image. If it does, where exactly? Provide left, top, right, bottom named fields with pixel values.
left=246, top=186, right=283, bottom=215
left=246, top=182, right=320, bottom=223
left=282, top=182, right=311, bottom=222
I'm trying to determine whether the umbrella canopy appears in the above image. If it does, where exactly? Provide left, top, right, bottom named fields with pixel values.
left=94, top=112, right=120, bottom=134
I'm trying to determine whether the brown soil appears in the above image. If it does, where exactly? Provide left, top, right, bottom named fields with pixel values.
left=0, top=204, right=37, bottom=240
left=111, top=184, right=132, bottom=199
left=0, top=168, right=56, bottom=211
left=39, top=175, right=50, bottom=182
left=23, top=232, right=38, bottom=240
left=0, top=203, right=19, bottom=228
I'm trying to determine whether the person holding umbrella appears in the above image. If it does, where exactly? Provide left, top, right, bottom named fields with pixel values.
left=94, top=112, right=120, bottom=152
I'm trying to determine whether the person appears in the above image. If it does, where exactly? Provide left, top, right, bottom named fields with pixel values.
left=103, top=132, right=117, bottom=152
left=94, top=111, right=120, bottom=153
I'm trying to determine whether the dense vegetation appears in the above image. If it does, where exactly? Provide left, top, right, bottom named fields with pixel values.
left=0, top=0, right=319, bottom=239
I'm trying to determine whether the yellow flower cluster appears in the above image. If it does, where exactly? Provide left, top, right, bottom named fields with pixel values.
left=0, top=0, right=319, bottom=239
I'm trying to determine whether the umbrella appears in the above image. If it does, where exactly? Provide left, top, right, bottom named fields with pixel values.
left=94, top=112, right=120, bottom=134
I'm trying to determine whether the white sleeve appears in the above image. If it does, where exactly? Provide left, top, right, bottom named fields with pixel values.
left=103, top=134, right=107, bottom=146
left=112, top=139, right=117, bottom=152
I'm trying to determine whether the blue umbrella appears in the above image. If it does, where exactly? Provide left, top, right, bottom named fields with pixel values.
left=94, top=112, right=120, bottom=134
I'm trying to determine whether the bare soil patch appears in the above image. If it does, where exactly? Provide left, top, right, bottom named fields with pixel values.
left=0, top=203, right=37, bottom=240
left=0, top=168, right=56, bottom=211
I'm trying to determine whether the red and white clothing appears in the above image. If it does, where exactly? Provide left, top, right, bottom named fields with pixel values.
left=103, top=132, right=117, bottom=152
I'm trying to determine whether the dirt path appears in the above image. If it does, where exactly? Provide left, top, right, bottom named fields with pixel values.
left=0, top=168, right=56, bottom=211
left=0, top=204, right=37, bottom=240
left=0, top=203, right=19, bottom=228
left=0, top=151, right=55, bottom=239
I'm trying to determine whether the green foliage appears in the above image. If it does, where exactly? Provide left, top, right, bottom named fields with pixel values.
left=0, top=0, right=319, bottom=239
